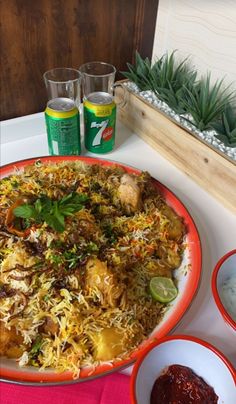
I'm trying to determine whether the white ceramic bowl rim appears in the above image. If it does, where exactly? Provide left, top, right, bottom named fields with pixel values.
left=130, top=335, right=236, bottom=404
left=212, top=249, right=236, bottom=331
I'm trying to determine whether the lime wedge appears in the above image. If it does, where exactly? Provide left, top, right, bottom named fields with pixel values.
left=150, top=277, right=178, bottom=303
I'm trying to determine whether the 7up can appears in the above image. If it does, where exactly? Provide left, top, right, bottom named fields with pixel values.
left=83, top=92, right=116, bottom=153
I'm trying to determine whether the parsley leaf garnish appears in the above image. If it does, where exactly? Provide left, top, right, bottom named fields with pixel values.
left=12, top=205, right=36, bottom=219
left=13, top=192, right=89, bottom=233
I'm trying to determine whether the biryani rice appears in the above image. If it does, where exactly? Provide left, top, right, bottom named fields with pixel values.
left=0, top=160, right=186, bottom=376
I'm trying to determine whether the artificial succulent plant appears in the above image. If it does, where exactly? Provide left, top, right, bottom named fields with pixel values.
left=122, top=52, right=235, bottom=137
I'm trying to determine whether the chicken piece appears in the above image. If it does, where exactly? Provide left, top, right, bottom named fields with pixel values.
left=91, top=327, right=127, bottom=361
left=72, top=210, right=102, bottom=241
left=0, top=321, right=24, bottom=358
left=158, top=247, right=182, bottom=270
left=118, top=174, right=141, bottom=212
left=4, top=346, right=24, bottom=359
left=161, top=205, right=185, bottom=241
left=0, top=323, right=13, bottom=352
left=166, top=248, right=182, bottom=269
left=41, top=316, right=59, bottom=335
left=154, top=265, right=172, bottom=278
left=85, top=258, right=122, bottom=306
left=147, top=261, right=172, bottom=278
left=1, top=245, right=37, bottom=272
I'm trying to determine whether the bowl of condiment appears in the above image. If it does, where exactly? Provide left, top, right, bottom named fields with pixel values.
left=212, top=249, right=236, bottom=331
left=130, top=335, right=236, bottom=404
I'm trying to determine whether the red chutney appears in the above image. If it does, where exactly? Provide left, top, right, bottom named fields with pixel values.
left=150, top=364, right=218, bottom=404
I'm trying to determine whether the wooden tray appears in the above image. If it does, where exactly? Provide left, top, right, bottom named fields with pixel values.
left=115, top=83, right=236, bottom=214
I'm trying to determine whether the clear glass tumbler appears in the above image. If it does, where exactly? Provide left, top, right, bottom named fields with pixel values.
left=43, top=68, right=81, bottom=108
left=79, top=61, right=116, bottom=99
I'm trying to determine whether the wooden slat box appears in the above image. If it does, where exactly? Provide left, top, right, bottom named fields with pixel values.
left=115, top=84, right=236, bottom=214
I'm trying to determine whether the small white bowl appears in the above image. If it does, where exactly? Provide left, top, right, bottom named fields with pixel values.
left=212, top=249, right=236, bottom=331
left=130, top=335, right=236, bottom=404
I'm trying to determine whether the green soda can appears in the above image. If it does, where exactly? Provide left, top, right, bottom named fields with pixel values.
left=83, top=92, right=116, bottom=153
left=45, top=97, right=81, bottom=155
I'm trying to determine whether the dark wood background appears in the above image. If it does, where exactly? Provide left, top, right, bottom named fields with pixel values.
left=0, top=0, right=158, bottom=120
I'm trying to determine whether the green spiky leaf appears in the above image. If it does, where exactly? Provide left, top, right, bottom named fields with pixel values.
left=121, top=51, right=152, bottom=90
left=149, top=58, right=197, bottom=114
left=122, top=50, right=198, bottom=114
left=182, top=74, right=235, bottom=131
left=211, top=104, right=236, bottom=147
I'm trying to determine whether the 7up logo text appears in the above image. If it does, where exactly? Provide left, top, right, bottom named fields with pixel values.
left=91, top=120, right=113, bottom=146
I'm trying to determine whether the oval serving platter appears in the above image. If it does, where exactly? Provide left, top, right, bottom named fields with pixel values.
left=0, top=156, right=202, bottom=385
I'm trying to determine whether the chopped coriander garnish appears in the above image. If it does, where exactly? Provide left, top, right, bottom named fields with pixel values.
left=103, top=224, right=117, bottom=243
left=63, top=250, right=80, bottom=269
left=86, top=242, right=99, bottom=253
left=12, top=180, right=19, bottom=188
left=49, top=254, right=63, bottom=265
left=29, top=335, right=43, bottom=358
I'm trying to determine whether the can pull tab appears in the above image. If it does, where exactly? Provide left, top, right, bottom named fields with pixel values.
left=113, top=81, right=127, bottom=108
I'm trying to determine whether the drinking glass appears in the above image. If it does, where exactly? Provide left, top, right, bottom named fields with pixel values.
left=79, top=61, right=116, bottom=99
left=79, top=61, right=126, bottom=104
left=43, top=68, right=81, bottom=108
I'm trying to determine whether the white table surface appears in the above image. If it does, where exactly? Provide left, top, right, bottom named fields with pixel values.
left=1, top=113, right=236, bottom=372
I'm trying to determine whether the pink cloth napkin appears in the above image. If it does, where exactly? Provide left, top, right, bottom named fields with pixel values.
left=0, top=373, right=130, bottom=404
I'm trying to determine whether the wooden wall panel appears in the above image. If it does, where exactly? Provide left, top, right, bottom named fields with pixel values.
left=0, top=0, right=158, bottom=120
